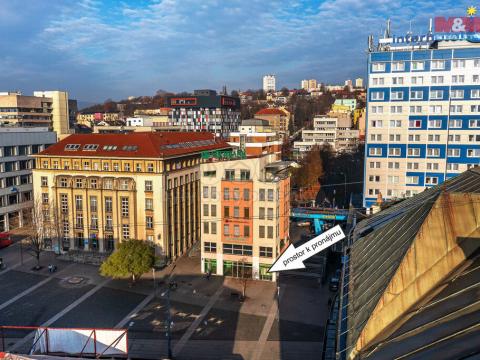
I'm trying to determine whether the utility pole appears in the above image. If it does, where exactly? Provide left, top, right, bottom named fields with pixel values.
left=163, top=264, right=176, bottom=359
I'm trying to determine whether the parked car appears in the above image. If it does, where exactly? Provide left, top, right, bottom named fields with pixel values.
left=329, top=269, right=342, bottom=291
left=0, top=232, right=13, bottom=249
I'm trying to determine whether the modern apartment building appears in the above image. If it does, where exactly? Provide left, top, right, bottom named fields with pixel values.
left=263, top=75, right=276, bottom=93
left=293, top=114, right=359, bottom=158
left=254, top=108, right=291, bottom=135
left=0, top=128, right=56, bottom=232
left=166, top=90, right=240, bottom=138
left=33, top=91, right=72, bottom=138
left=32, top=132, right=230, bottom=257
left=364, top=22, right=480, bottom=207
left=228, top=119, right=282, bottom=159
left=0, top=91, right=71, bottom=138
left=200, top=153, right=290, bottom=281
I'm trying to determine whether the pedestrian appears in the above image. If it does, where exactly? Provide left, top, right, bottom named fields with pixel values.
left=206, top=270, right=211, bottom=280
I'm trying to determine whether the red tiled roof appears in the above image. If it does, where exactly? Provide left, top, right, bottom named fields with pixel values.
left=37, top=132, right=231, bottom=158
left=255, top=108, right=286, bottom=115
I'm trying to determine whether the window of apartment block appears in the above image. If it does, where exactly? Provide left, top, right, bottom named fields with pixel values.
left=267, top=208, right=274, bottom=220
left=233, top=206, right=239, bottom=218
left=233, top=225, right=240, bottom=237
left=211, top=222, right=217, bottom=234
left=267, top=226, right=274, bottom=238
left=409, top=134, right=421, bottom=142
left=121, top=197, right=129, bottom=217
left=243, top=207, right=250, bottom=219
left=75, top=178, right=83, bottom=188
left=211, top=187, right=216, bottom=199
left=259, top=207, right=265, bottom=219
left=147, top=163, right=154, bottom=172
left=42, top=193, right=49, bottom=204
left=406, top=176, right=419, bottom=185
left=447, top=148, right=460, bottom=157
left=113, top=163, right=119, bottom=171
left=145, top=180, right=153, bottom=191
left=120, top=179, right=129, bottom=190
left=447, top=163, right=460, bottom=171
left=145, top=198, right=153, bottom=211
left=61, top=194, right=68, bottom=212
left=267, top=189, right=274, bottom=201
left=448, top=134, right=461, bottom=142
left=146, top=216, right=153, bottom=229
left=203, top=186, right=209, bottom=198
left=122, top=224, right=129, bottom=240
left=431, top=60, right=445, bottom=70
left=259, top=189, right=265, bottom=201
left=105, top=196, right=113, bottom=212
left=203, top=204, right=209, bottom=216
left=408, top=148, right=421, bottom=157
left=211, top=204, right=217, bottom=217
left=388, top=162, right=400, bottom=169
left=75, top=195, right=83, bottom=211
left=243, top=189, right=250, bottom=201
left=259, top=246, right=273, bottom=258
left=223, top=224, right=229, bottom=236
left=224, top=206, right=230, bottom=218
left=244, top=225, right=250, bottom=237
left=136, top=163, right=142, bottom=172
left=259, top=225, right=265, bottom=238
left=90, top=196, right=98, bottom=212
left=427, top=148, right=440, bottom=157
left=223, top=188, right=229, bottom=200
left=233, top=188, right=240, bottom=200
left=425, top=177, right=439, bottom=185
left=426, top=162, right=440, bottom=170
left=124, top=163, right=130, bottom=172
left=391, top=61, right=405, bottom=71
left=204, top=242, right=216, bottom=253
left=372, top=62, right=385, bottom=72
left=240, top=170, right=250, bottom=180
left=224, top=169, right=235, bottom=180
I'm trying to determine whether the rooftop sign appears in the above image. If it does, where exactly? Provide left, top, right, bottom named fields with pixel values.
left=434, top=16, right=480, bottom=42
left=200, top=148, right=246, bottom=161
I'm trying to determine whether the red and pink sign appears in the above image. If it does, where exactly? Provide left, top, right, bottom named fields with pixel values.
left=435, top=17, right=480, bottom=33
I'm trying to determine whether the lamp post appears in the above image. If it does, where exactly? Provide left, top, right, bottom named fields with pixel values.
left=339, top=172, right=347, bottom=208
left=163, top=264, right=176, bottom=359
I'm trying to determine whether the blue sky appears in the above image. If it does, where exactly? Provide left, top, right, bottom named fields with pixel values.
left=0, top=0, right=474, bottom=102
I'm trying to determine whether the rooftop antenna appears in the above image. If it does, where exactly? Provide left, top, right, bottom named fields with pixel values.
left=386, top=18, right=391, bottom=38
left=407, top=20, right=413, bottom=36
left=428, top=18, right=433, bottom=34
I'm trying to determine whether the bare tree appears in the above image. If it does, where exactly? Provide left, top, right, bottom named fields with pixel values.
left=47, top=200, right=64, bottom=254
left=26, top=197, right=49, bottom=269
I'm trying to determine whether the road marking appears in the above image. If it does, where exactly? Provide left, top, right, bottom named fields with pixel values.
left=115, top=292, right=156, bottom=329
left=0, top=255, right=34, bottom=276
left=173, top=285, right=224, bottom=357
left=251, top=286, right=285, bottom=360
left=0, top=264, right=76, bottom=311
left=8, top=278, right=111, bottom=352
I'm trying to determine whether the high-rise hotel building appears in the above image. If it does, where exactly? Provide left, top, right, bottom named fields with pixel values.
left=364, top=25, right=480, bottom=207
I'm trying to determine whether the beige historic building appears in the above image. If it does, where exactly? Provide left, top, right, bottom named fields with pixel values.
left=32, top=132, right=230, bottom=259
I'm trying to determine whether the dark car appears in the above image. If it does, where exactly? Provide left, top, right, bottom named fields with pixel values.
left=0, top=232, right=13, bottom=249
left=329, top=269, right=342, bottom=291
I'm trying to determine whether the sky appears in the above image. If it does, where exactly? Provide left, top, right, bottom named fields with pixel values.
left=0, top=0, right=475, bottom=103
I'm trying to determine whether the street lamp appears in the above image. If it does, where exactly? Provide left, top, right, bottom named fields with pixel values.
left=339, top=172, right=347, bottom=208
left=163, top=264, right=176, bottom=359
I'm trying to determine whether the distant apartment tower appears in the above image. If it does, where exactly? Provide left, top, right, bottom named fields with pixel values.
left=0, top=91, right=71, bottom=138
left=34, top=91, right=71, bottom=138
left=0, top=128, right=56, bottom=232
left=301, top=79, right=318, bottom=91
left=355, top=78, right=364, bottom=88
left=364, top=24, right=480, bottom=208
left=200, top=152, right=290, bottom=281
left=263, top=75, right=276, bottom=93
left=166, top=90, right=240, bottom=138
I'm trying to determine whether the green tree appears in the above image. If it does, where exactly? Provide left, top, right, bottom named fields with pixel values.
left=100, top=240, right=155, bottom=283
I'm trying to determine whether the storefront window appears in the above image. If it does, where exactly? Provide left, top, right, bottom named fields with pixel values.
left=204, top=259, right=217, bottom=274
left=259, top=264, right=273, bottom=280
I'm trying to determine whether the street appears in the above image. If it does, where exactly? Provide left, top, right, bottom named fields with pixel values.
left=0, top=227, right=334, bottom=360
